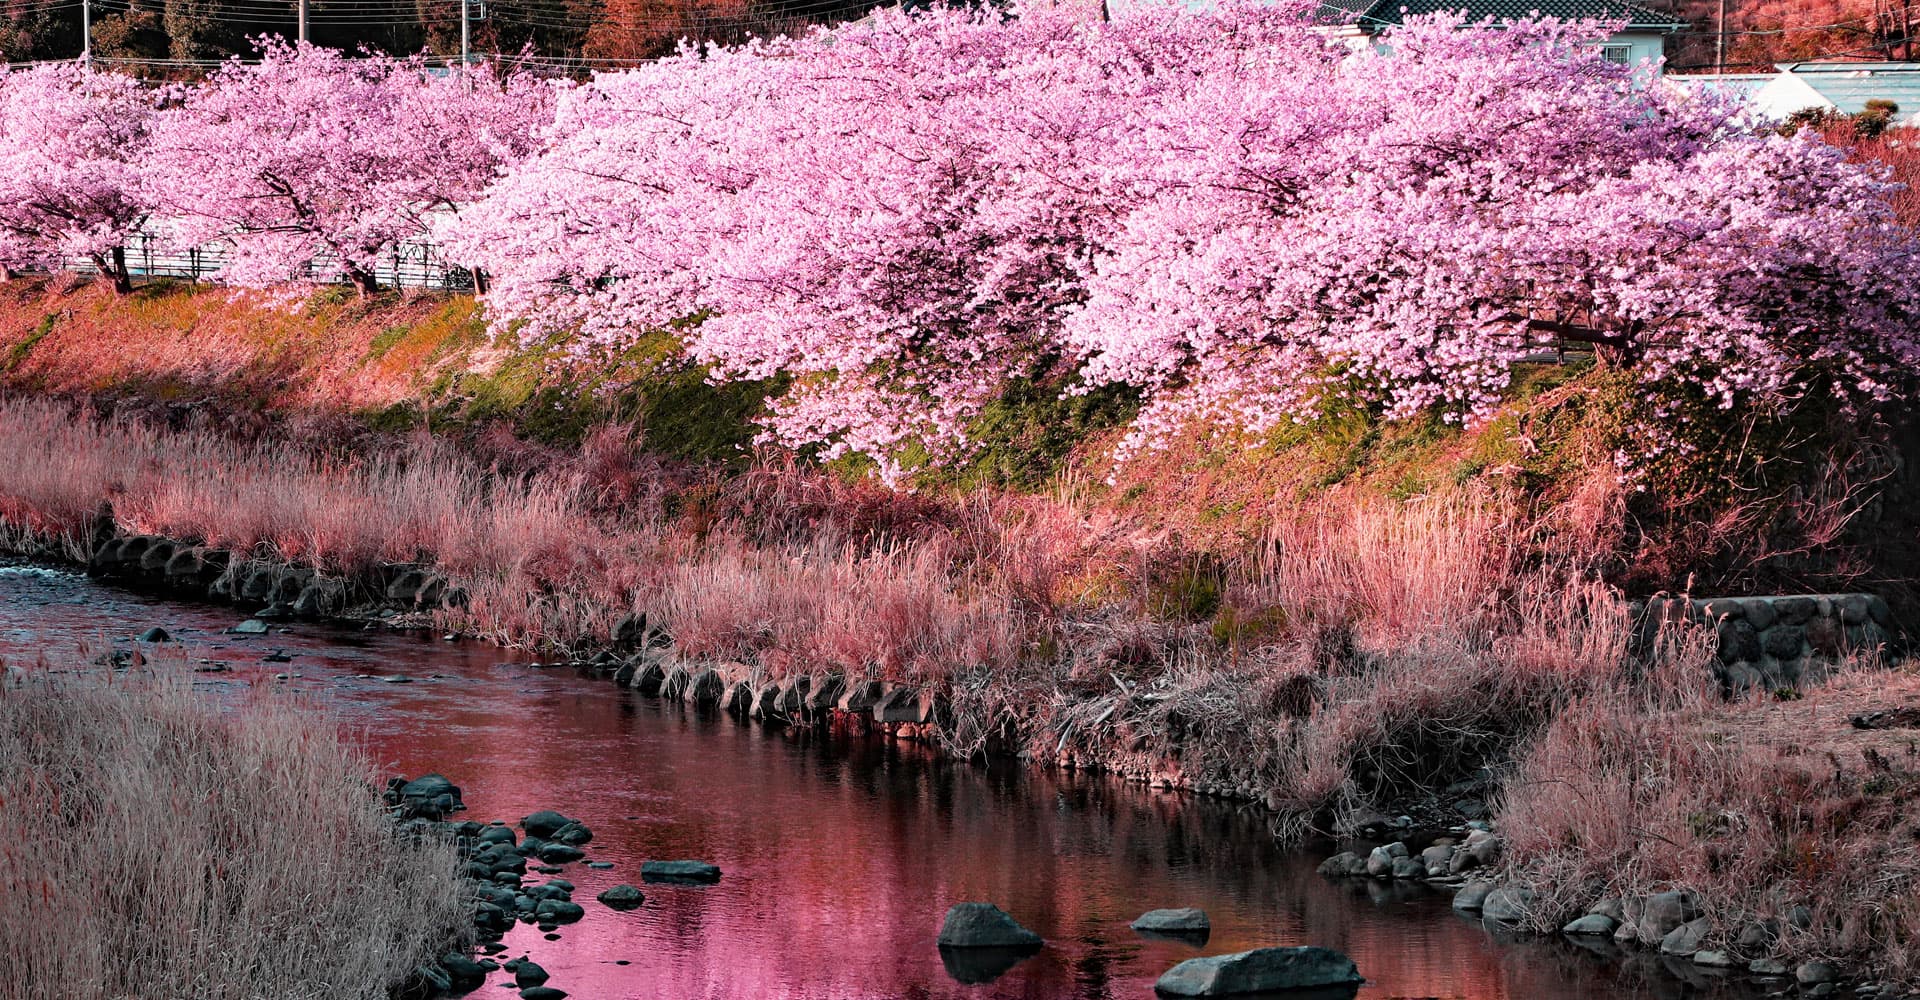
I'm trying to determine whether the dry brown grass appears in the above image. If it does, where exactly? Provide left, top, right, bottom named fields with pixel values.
left=0, top=394, right=1031, bottom=682
left=0, top=648, right=470, bottom=1000
left=14, top=382, right=1914, bottom=984
left=1501, top=661, right=1920, bottom=985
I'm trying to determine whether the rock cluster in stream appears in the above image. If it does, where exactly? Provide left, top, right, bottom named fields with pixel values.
left=1319, top=825, right=1916, bottom=999
left=383, top=774, right=721, bottom=1000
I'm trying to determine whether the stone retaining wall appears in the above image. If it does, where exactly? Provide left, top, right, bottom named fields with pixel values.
left=86, top=531, right=461, bottom=620
left=1638, top=594, right=1896, bottom=693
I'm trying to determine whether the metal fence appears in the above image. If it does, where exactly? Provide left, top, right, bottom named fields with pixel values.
left=64, top=230, right=476, bottom=291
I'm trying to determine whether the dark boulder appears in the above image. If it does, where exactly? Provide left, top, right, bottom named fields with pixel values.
left=386, top=568, right=429, bottom=606
left=513, top=959, right=549, bottom=988
left=936, top=903, right=1042, bottom=949
left=439, top=954, right=488, bottom=994
left=398, top=774, right=461, bottom=801
left=640, top=860, right=721, bottom=884
left=395, top=774, right=463, bottom=819
left=137, top=627, right=171, bottom=643
left=534, top=900, right=586, bottom=924
left=473, top=901, right=512, bottom=933
left=550, top=821, right=593, bottom=846
left=393, top=963, right=451, bottom=1000
left=138, top=539, right=177, bottom=574
left=163, top=547, right=207, bottom=584
left=292, top=579, right=347, bottom=618
left=239, top=565, right=278, bottom=602
left=1154, top=946, right=1362, bottom=997
left=598, top=884, right=645, bottom=910
left=521, top=810, right=574, bottom=838
left=536, top=843, right=584, bottom=864
left=1131, top=908, right=1210, bottom=941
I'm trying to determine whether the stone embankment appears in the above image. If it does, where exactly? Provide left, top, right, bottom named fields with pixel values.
left=88, top=532, right=462, bottom=621
left=41, top=508, right=1907, bottom=814
left=1642, top=594, right=1897, bottom=693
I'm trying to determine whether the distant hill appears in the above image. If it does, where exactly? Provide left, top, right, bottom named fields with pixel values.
left=1647, top=0, right=1917, bottom=72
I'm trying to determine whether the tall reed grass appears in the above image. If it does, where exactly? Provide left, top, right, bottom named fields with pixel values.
left=0, top=649, right=470, bottom=1000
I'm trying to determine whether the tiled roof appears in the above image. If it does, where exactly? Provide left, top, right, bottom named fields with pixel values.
left=1317, top=0, right=1688, bottom=30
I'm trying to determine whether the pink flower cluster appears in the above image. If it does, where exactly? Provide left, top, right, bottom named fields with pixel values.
left=455, top=4, right=1920, bottom=472
left=0, top=44, right=551, bottom=293
left=0, top=62, right=157, bottom=284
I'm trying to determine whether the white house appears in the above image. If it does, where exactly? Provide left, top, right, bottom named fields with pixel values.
left=1309, top=0, right=1687, bottom=73
left=1747, top=62, right=1920, bottom=124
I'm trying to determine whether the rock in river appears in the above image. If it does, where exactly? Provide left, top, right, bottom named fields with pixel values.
left=1154, top=946, right=1362, bottom=996
left=1562, top=914, right=1617, bottom=936
left=513, top=959, right=549, bottom=988
left=937, top=903, right=1042, bottom=949
left=597, top=884, right=645, bottom=910
left=536, top=843, right=585, bottom=864
left=534, top=899, right=586, bottom=924
left=521, top=810, right=575, bottom=838
left=550, top=821, right=594, bottom=846
left=438, top=954, right=487, bottom=992
left=1451, top=881, right=1493, bottom=912
left=1131, top=908, right=1210, bottom=936
left=1480, top=886, right=1536, bottom=924
left=640, top=860, right=722, bottom=884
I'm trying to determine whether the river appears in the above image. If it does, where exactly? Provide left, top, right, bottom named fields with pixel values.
left=0, top=561, right=1756, bottom=1000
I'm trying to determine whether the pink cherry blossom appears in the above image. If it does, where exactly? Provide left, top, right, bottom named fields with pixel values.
left=449, top=5, right=1920, bottom=473
left=146, top=42, right=553, bottom=295
left=0, top=62, right=158, bottom=293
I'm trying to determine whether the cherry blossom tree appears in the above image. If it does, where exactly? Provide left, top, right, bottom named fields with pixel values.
left=147, top=42, right=553, bottom=295
left=458, top=5, right=1920, bottom=473
left=454, top=2, right=1325, bottom=473
left=1067, top=14, right=1920, bottom=455
left=0, top=63, right=158, bottom=294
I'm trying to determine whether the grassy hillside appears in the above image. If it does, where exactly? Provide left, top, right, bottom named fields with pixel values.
left=0, top=278, right=769, bottom=462
left=2, top=275, right=1912, bottom=605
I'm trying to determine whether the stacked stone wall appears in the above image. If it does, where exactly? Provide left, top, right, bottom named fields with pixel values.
left=1638, top=594, right=1895, bottom=692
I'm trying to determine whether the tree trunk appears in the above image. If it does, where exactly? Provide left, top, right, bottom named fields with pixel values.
left=90, top=249, right=133, bottom=294
left=347, top=265, right=380, bottom=298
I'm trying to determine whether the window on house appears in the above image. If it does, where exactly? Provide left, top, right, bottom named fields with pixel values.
left=1601, top=45, right=1634, bottom=65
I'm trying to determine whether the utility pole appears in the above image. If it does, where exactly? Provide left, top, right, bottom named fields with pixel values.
left=81, top=0, right=90, bottom=63
left=1716, top=0, right=1727, bottom=74
left=297, top=0, right=307, bottom=43
left=460, top=0, right=469, bottom=72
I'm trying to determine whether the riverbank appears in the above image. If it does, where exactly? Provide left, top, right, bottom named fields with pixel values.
left=6, top=398, right=1918, bottom=990
left=4, top=279, right=1920, bottom=989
